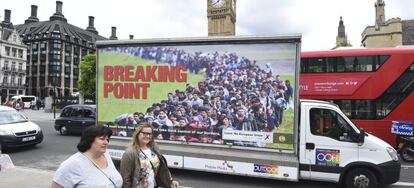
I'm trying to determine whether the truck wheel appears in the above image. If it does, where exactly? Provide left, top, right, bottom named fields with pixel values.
left=59, top=126, right=68, bottom=135
left=400, top=146, right=414, bottom=162
left=345, top=168, right=378, bottom=188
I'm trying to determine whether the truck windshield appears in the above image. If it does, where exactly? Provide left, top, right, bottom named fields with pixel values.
left=0, top=110, right=28, bottom=125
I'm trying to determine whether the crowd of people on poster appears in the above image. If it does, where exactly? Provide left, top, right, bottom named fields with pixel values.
left=103, top=45, right=294, bottom=148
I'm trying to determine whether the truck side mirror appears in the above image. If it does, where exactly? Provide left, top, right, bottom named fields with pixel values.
left=357, top=128, right=365, bottom=145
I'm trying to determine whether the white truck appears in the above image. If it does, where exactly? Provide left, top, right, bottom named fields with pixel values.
left=96, top=35, right=400, bottom=188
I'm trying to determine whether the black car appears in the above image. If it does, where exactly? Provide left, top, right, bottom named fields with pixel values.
left=54, top=104, right=96, bottom=135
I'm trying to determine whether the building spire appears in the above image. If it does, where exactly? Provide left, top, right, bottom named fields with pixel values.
left=375, top=0, right=385, bottom=29
left=335, top=16, right=351, bottom=48
left=338, top=16, right=345, bottom=38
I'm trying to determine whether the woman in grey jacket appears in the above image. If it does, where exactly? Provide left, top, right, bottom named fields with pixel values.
left=120, top=122, right=179, bottom=188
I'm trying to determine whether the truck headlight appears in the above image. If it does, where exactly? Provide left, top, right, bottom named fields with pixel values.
left=0, top=129, right=13, bottom=135
left=386, top=147, right=399, bottom=161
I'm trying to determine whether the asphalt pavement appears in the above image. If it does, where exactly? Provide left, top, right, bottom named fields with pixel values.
left=0, top=109, right=57, bottom=188
left=0, top=110, right=414, bottom=188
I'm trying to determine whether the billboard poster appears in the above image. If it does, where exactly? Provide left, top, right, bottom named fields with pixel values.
left=97, top=39, right=298, bottom=150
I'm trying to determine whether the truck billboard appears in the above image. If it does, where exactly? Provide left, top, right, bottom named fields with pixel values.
left=97, top=36, right=300, bottom=151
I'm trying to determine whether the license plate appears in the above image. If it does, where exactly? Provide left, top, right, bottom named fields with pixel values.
left=22, top=136, right=36, bottom=142
left=398, top=143, right=405, bottom=149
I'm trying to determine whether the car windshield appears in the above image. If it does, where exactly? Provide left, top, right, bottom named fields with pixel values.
left=0, top=110, right=28, bottom=125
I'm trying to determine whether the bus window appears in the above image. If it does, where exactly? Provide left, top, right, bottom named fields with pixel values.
left=344, top=56, right=356, bottom=72
left=308, top=58, right=326, bottom=73
left=337, top=100, right=352, bottom=117
left=355, top=56, right=373, bottom=71
left=326, top=57, right=337, bottom=72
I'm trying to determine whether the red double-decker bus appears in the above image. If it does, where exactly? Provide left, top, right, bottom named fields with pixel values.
left=299, top=48, right=414, bottom=146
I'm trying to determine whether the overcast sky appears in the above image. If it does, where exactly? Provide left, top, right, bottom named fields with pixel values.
left=1, top=0, right=414, bottom=51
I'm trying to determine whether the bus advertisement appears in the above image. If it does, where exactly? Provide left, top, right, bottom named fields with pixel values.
left=299, top=48, right=414, bottom=147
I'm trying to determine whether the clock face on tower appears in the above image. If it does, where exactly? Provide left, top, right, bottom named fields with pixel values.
left=211, top=0, right=226, bottom=8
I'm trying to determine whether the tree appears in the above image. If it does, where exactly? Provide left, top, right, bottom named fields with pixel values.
left=78, top=54, right=96, bottom=96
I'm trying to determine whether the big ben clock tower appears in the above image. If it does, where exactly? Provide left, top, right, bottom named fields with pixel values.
left=207, top=0, right=236, bottom=36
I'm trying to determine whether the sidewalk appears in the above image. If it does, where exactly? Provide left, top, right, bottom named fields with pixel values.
left=0, top=166, right=54, bottom=188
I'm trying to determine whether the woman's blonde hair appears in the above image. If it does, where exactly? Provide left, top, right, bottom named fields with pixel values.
left=131, top=122, right=155, bottom=150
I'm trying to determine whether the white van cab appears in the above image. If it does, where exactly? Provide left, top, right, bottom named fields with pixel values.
left=0, top=106, right=43, bottom=152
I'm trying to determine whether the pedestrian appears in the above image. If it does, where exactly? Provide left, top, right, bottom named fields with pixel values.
left=120, top=122, right=179, bottom=188
left=52, top=126, right=123, bottom=188
left=15, top=99, right=23, bottom=111
left=36, top=99, right=41, bottom=110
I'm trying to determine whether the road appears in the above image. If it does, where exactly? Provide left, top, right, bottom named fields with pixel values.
left=4, top=109, right=414, bottom=187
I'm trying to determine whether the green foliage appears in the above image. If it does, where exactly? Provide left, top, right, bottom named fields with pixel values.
left=78, top=54, right=96, bottom=96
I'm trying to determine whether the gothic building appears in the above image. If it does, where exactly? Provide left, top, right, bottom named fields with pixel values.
left=361, top=0, right=414, bottom=48
left=15, top=1, right=108, bottom=98
left=0, top=9, right=27, bottom=103
left=334, top=16, right=351, bottom=49
left=207, top=0, right=236, bottom=36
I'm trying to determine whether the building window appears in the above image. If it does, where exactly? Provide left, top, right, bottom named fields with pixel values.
left=3, top=75, right=7, bottom=84
left=5, top=46, right=10, bottom=56
left=40, top=42, right=46, bottom=49
left=18, top=63, right=23, bottom=71
left=17, top=63, right=23, bottom=71
left=65, top=43, right=72, bottom=53
left=18, top=77, right=22, bottom=86
left=65, top=78, right=70, bottom=87
left=32, top=43, right=38, bottom=50
left=11, top=62, right=16, bottom=71
left=12, top=48, right=17, bottom=57
left=81, top=48, right=88, bottom=57
left=18, top=49, right=23, bottom=58
left=11, top=75, right=15, bottom=85
left=51, top=33, right=61, bottom=39
left=3, top=61, right=9, bottom=70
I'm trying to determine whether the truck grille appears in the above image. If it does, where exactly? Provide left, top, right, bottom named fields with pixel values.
left=15, top=130, right=37, bottom=137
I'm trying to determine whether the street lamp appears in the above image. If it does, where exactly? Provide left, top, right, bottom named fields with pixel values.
left=52, top=77, right=57, bottom=119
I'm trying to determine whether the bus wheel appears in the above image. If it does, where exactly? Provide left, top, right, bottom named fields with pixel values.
left=345, top=168, right=378, bottom=188
left=59, top=126, right=68, bottom=135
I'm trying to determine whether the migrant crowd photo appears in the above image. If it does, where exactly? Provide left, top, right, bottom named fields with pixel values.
left=98, top=42, right=296, bottom=149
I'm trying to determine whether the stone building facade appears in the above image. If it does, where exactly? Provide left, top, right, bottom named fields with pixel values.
left=15, top=1, right=108, bottom=98
left=0, top=10, right=27, bottom=103
left=361, top=0, right=414, bottom=48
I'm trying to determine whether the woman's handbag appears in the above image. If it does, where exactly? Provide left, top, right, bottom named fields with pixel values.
left=141, top=149, right=172, bottom=188
left=154, top=154, right=173, bottom=188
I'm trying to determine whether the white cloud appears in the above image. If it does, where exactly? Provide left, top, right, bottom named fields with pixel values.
left=1, top=0, right=413, bottom=51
